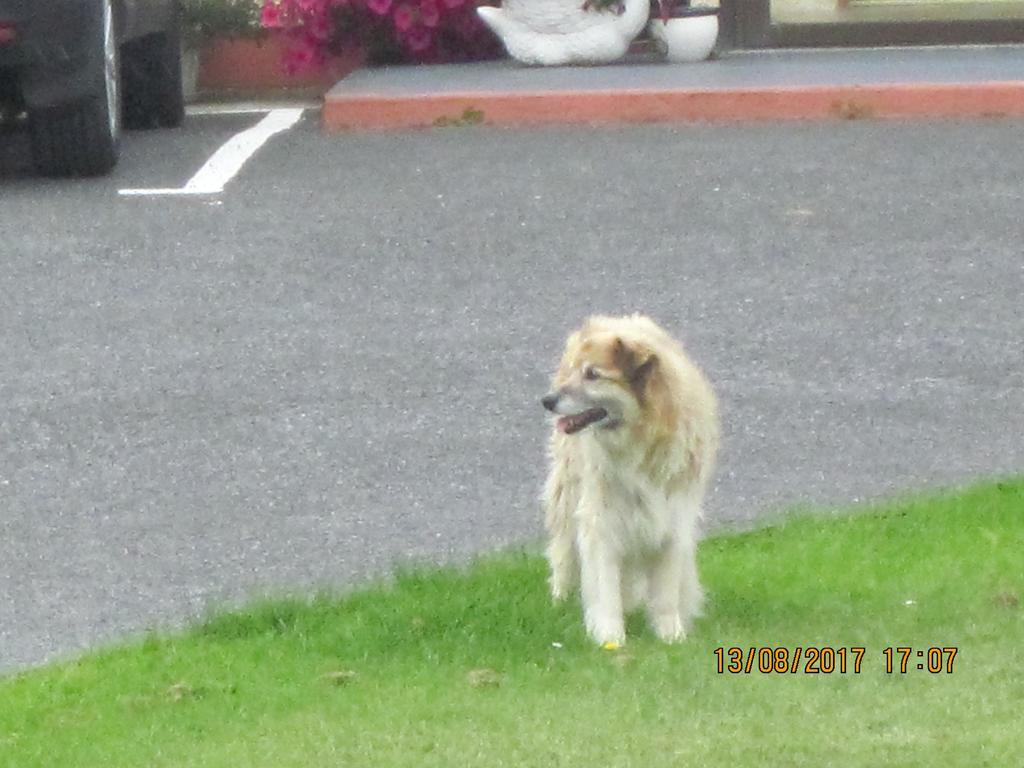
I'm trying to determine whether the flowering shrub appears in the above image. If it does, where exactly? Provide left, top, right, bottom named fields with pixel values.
left=183, top=0, right=265, bottom=45
left=260, top=0, right=502, bottom=69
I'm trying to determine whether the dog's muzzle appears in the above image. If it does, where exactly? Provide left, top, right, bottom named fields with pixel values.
left=542, top=392, right=609, bottom=435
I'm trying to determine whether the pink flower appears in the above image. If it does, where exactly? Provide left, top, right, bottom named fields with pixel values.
left=267, top=0, right=500, bottom=66
left=260, top=2, right=283, bottom=28
left=419, top=0, right=440, bottom=27
left=392, top=3, right=415, bottom=31
left=405, top=24, right=432, bottom=51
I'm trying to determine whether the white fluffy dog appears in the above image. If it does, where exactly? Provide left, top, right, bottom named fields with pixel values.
left=541, top=314, right=719, bottom=645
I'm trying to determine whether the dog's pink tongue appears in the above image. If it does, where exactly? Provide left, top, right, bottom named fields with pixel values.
left=556, top=416, right=573, bottom=434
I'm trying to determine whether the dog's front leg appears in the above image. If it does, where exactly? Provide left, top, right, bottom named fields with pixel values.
left=648, top=512, right=703, bottom=643
left=577, top=527, right=625, bottom=645
left=546, top=528, right=578, bottom=602
left=543, top=450, right=581, bottom=602
left=647, top=540, right=686, bottom=643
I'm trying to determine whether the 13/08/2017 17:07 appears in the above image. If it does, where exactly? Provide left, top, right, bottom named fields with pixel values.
left=713, top=646, right=959, bottom=674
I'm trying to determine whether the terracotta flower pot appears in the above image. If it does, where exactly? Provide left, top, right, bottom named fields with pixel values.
left=197, top=33, right=364, bottom=92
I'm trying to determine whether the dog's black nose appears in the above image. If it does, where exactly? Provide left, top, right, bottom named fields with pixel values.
left=541, top=393, right=559, bottom=412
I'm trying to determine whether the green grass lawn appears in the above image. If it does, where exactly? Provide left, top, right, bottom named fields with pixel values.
left=2, top=480, right=1022, bottom=767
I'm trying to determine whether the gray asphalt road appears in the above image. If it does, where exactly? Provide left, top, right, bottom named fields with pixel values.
left=1, top=114, right=1022, bottom=672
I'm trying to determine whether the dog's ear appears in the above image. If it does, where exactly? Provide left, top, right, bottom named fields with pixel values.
left=612, top=338, right=659, bottom=393
left=631, top=353, right=658, bottom=390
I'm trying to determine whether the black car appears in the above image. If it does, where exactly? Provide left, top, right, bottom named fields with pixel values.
left=0, top=0, right=183, bottom=176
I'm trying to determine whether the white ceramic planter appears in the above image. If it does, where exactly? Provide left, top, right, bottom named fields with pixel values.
left=648, top=12, right=718, bottom=63
left=478, top=0, right=650, bottom=67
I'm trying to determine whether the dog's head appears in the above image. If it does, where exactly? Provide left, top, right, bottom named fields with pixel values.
left=542, top=323, right=661, bottom=436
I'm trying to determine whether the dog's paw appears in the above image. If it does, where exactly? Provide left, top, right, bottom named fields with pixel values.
left=651, top=613, right=687, bottom=644
left=550, top=582, right=571, bottom=603
left=586, top=615, right=625, bottom=647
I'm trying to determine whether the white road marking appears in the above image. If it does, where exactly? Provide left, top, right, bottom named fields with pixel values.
left=119, top=107, right=304, bottom=197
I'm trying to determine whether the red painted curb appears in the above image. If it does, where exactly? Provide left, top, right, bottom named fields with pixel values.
left=322, top=81, right=1024, bottom=131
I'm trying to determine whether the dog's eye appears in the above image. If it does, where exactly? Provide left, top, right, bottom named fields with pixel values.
left=583, top=366, right=600, bottom=381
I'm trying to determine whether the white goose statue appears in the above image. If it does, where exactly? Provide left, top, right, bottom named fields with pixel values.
left=477, top=0, right=649, bottom=66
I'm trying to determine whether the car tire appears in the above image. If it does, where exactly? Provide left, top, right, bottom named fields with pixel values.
left=29, top=0, right=121, bottom=177
left=123, top=22, right=185, bottom=129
